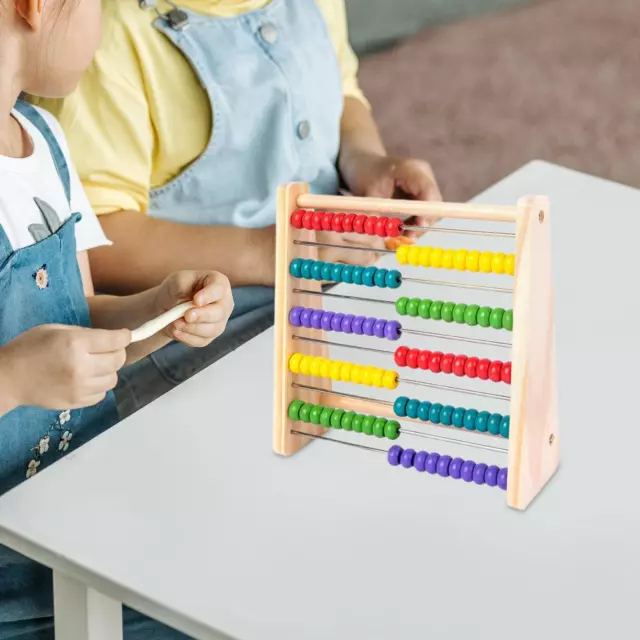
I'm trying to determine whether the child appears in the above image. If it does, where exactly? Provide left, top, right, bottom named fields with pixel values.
left=38, top=0, right=442, bottom=417
left=0, top=0, right=232, bottom=636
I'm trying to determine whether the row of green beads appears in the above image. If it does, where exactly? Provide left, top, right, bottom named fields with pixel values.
left=288, top=400, right=400, bottom=440
left=395, top=297, right=513, bottom=331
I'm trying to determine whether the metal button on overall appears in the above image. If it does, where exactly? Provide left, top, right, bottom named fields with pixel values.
left=259, top=22, right=278, bottom=44
left=297, top=120, right=311, bottom=139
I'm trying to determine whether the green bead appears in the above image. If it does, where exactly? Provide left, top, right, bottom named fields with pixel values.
left=464, top=304, right=479, bottom=326
left=502, top=310, right=514, bottom=331
left=453, top=303, right=467, bottom=324
left=490, top=308, right=504, bottom=330
left=341, top=411, right=355, bottom=431
left=476, top=411, right=490, bottom=432
left=384, top=420, right=400, bottom=440
left=299, top=403, right=313, bottom=422
left=373, top=418, right=387, bottom=438
left=309, top=405, right=324, bottom=425
left=452, top=407, right=466, bottom=428
left=288, top=400, right=305, bottom=421
left=499, top=415, right=510, bottom=438
left=440, top=405, right=454, bottom=426
left=429, top=300, right=443, bottom=320
left=320, top=407, right=334, bottom=428
left=418, top=299, right=432, bottom=319
left=352, top=414, right=364, bottom=433
left=406, top=298, right=421, bottom=317
left=488, top=413, right=502, bottom=435
left=477, top=306, right=492, bottom=328
left=395, top=297, right=409, bottom=316
left=330, top=409, right=345, bottom=429
left=362, top=415, right=376, bottom=435
left=441, top=302, right=455, bottom=323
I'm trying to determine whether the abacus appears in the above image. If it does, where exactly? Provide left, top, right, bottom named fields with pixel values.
left=273, top=183, right=559, bottom=510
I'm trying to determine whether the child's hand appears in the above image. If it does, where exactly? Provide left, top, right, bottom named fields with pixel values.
left=0, top=325, right=131, bottom=410
left=154, top=270, right=234, bottom=347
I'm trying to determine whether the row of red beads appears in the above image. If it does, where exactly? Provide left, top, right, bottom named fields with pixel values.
left=290, top=209, right=404, bottom=238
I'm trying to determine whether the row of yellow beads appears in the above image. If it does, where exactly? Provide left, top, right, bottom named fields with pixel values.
left=396, top=245, right=515, bottom=275
left=289, top=353, right=398, bottom=390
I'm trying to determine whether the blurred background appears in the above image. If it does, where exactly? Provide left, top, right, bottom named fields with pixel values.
left=346, top=0, right=640, bottom=201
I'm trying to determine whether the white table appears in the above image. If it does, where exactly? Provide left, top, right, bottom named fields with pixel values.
left=1, top=160, right=639, bottom=640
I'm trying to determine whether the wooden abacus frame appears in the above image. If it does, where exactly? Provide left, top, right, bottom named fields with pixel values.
left=273, top=183, right=559, bottom=510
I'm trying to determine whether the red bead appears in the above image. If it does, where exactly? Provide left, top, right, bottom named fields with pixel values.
left=311, top=211, right=323, bottom=231
left=417, top=350, right=431, bottom=370
left=386, top=217, right=403, bottom=237
left=342, top=213, right=355, bottom=233
left=394, top=346, right=409, bottom=367
left=375, top=216, right=389, bottom=237
left=441, top=353, right=455, bottom=374
left=452, top=355, right=467, bottom=377
left=477, top=359, right=491, bottom=380
left=331, top=213, right=345, bottom=233
left=489, top=360, right=503, bottom=383
left=363, top=216, right=377, bottom=235
left=291, top=210, right=304, bottom=228
left=406, top=349, right=419, bottom=369
left=464, top=357, right=479, bottom=379
left=353, top=215, right=367, bottom=234
left=321, top=212, right=334, bottom=231
left=302, top=210, right=313, bottom=230
left=429, top=351, right=443, bottom=373
left=501, top=362, right=512, bottom=384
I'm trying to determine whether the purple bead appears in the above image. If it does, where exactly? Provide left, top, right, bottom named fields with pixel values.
left=341, top=314, right=355, bottom=334
left=387, top=445, right=403, bottom=466
left=320, top=311, right=334, bottom=332
left=373, top=319, right=387, bottom=338
left=331, top=313, right=345, bottom=332
left=449, top=457, right=464, bottom=479
left=461, top=460, right=476, bottom=483
left=413, top=450, right=428, bottom=472
left=473, top=463, right=488, bottom=485
left=400, top=448, right=416, bottom=469
left=497, top=468, right=508, bottom=491
left=352, top=316, right=366, bottom=335
left=310, top=309, right=324, bottom=330
left=485, top=465, right=499, bottom=487
left=300, top=307, right=313, bottom=328
left=425, top=452, right=440, bottom=475
left=437, top=455, right=452, bottom=477
left=289, top=306, right=303, bottom=327
left=384, top=320, right=402, bottom=341
left=362, top=317, right=376, bottom=336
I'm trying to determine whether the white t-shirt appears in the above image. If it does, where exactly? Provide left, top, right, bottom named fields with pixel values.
left=0, top=107, right=110, bottom=253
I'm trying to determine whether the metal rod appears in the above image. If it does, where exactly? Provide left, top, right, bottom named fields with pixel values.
left=293, top=382, right=395, bottom=406
left=295, top=239, right=394, bottom=254
left=402, top=277, right=512, bottom=294
left=293, top=334, right=393, bottom=356
left=402, top=224, right=515, bottom=239
left=294, top=287, right=395, bottom=305
left=291, top=429, right=386, bottom=454
left=401, top=377, right=510, bottom=401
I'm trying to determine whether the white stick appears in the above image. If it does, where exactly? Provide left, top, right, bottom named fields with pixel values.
left=130, top=302, right=195, bottom=343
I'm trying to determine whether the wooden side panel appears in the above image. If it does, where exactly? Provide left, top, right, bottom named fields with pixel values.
left=508, top=196, right=560, bottom=510
left=273, top=184, right=330, bottom=455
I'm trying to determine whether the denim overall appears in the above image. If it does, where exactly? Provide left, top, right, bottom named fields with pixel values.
left=116, top=0, right=343, bottom=415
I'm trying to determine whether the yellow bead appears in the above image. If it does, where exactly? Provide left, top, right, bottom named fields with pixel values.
left=491, top=252, right=505, bottom=274
left=350, top=364, right=364, bottom=385
left=419, top=246, right=431, bottom=267
left=396, top=245, right=409, bottom=265
left=320, top=359, right=332, bottom=379
left=479, top=252, right=493, bottom=273
left=429, top=247, right=443, bottom=268
left=383, top=370, right=399, bottom=390
left=407, top=245, right=421, bottom=266
left=310, top=357, right=324, bottom=377
left=330, top=360, right=343, bottom=381
left=442, top=249, right=455, bottom=269
left=504, top=253, right=515, bottom=275
left=300, top=355, right=314, bottom=375
left=340, top=362, right=353, bottom=383
left=362, top=366, right=376, bottom=386
left=288, top=353, right=302, bottom=374
left=466, top=250, right=480, bottom=272
left=453, top=249, right=467, bottom=271
left=371, top=368, right=384, bottom=388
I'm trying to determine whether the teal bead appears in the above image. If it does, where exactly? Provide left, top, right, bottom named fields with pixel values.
left=300, top=259, right=314, bottom=280
left=429, top=403, right=443, bottom=424
left=384, top=420, right=400, bottom=440
left=352, top=414, right=364, bottom=433
left=499, top=415, right=510, bottom=438
left=362, top=415, right=376, bottom=435
left=476, top=411, right=490, bottom=432
left=331, top=409, right=345, bottom=429
left=386, top=270, right=402, bottom=289
left=363, top=266, right=377, bottom=287
left=374, top=268, right=388, bottom=288
left=288, top=399, right=305, bottom=421
left=440, top=405, right=454, bottom=426
left=320, top=407, right=334, bottom=427
left=429, top=300, right=443, bottom=320
left=299, top=403, right=313, bottom=422
left=342, top=265, right=355, bottom=284
left=352, top=266, right=365, bottom=285
left=393, top=396, right=409, bottom=417
left=395, top=297, right=409, bottom=316
left=502, top=310, right=514, bottom=331
left=289, top=259, right=303, bottom=278
left=463, top=409, right=478, bottom=431
left=311, top=261, right=325, bottom=281
left=464, top=304, right=479, bottom=326
left=321, top=262, right=335, bottom=281
left=452, top=407, right=466, bottom=428
left=490, top=308, right=504, bottom=330
left=330, top=263, right=344, bottom=282
left=418, top=299, right=432, bottom=319
left=453, top=303, right=467, bottom=324
left=341, top=411, right=355, bottom=431
left=310, top=404, right=324, bottom=425
left=373, top=418, right=387, bottom=438
left=417, top=401, right=432, bottom=422
left=477, top=306, right=492, bottom=327
left=441, top=302, right=455, bottom=323
left=406, top=298, right=421, bottom=317
left=488, top=413, right=502, bottom=435
left=406, top=399, right=420, bottom=419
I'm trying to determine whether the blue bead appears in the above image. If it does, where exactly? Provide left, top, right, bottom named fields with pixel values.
left=488, top=413, right=502, bottom=435
left=363, top=266, right=377, bottom=287
left=400, top=448, right=416, bottom=469
left=440, top=405, right=454, bottom=426
left=476, top=411, right=490, bottom=432
left=437, top=455, right=453, bottom=477
left=300, top=259, right=314, bottom=280
left=341, top=265, right=354, bottom=284
left=498, top=468, right=508, bottom=490
left=463, top=409, right=478, bottom=431
left=485, top=465, right=499, bottom=486
left=449, top=458, right=464, bottom=479
left=289, top=258, right=303, bottom=278
left=387, top=445, right=403, bottom=466
left=352, top=266, right=365, bottom=285
left=386, top=270, right=402, bottom=289
left=499, top=415, right=510, bottom=439
left=473, top=463, right=488, bottom=485
left=311, top=261, right=325, bottom=281
left=417, top=401, right=431, bottom=422
left=429, top=403, right=443, bottom=425
left=331, top=263, right=344, bottom=282
left=425, top=452, right=440, bottom=474
left=413, top=450, right=428, bottom=472
left=393, top=396, right=409, bottom=417
left=374, top=268, right=388, bottom=288
left=452, top=407, right=466, bottom=428
left=406, top=399, right=420, bottom=419
left=321, top=262, right=334, bottom=281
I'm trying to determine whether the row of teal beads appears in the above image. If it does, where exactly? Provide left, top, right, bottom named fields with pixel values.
left=289, top=259, right=402, bottom=289
left=287, top=400, right=400, bottom=440
left=393, top=396, right=510, bottom=438
left=394, top=297, right=513, bottom=331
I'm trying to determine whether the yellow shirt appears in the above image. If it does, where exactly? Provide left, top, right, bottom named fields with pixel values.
left=37, top=0, right=366, bottom=215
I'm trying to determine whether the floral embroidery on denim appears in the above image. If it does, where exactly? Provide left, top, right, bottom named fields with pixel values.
left=33, top=265, right=49, bottom=290
left=26, top=410, right=74, bottom=479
